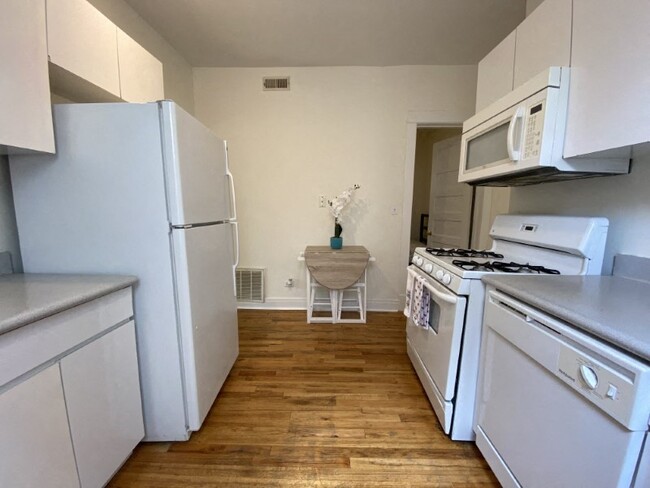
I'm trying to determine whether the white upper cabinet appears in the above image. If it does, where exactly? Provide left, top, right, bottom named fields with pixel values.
left=564, top=0, right=650, bottom=158
left=117, top=29, right=165, bottom=103
left=513, top=0, right=572, bottom=88
left=475, top=0, right=571, bottom=113
left=47, top=0, right=121, bottom=99
left=0, top=0, right=54, bottom=153
left=46, top=0, right=164, bottom=103
left=475, top=31, right=516, bottom=112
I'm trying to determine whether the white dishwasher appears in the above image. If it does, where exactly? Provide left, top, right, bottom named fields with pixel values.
left=475, top=288, right=650, bottom=488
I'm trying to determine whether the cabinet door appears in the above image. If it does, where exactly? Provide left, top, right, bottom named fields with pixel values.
left=0, top=364, right=79, bottom=488
left=47, top=0, right=120, bottom=98
left=61, top=321, right=144, bottom=488
left=475, top=31, right=516, bottom=112
left=0, top=0, right=54, bottom=153
left=117, top=29, right=164, bottom=103
left=565, top=0, right=650, bottom=157
left=513, top=0, right=572, bottom=88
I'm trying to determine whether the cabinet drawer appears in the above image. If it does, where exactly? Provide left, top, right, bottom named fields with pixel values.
left=0, top=287, right=133, bottom=387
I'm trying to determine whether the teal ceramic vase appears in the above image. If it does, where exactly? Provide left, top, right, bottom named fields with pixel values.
left=330, top=237, right=342, bottom=249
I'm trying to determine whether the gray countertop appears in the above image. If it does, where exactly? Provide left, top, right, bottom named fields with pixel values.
left=0, top=274, right=138, bottom=336
left=482, top=275, right=650, bottom=362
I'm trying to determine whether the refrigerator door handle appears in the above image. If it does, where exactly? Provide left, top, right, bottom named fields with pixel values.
left=231, top=221, right=240, bottom=297
left=225, top=141, right=238, bottom=221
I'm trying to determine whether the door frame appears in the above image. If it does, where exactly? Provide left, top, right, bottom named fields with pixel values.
left=400, top=112, right=465, bottom=288
left=401, top=112, right=511, bottom=287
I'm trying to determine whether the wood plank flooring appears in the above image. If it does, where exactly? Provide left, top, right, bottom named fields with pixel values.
left=109, top=310, right=498, bottom=487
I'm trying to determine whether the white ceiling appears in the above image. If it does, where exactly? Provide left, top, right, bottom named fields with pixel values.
left=122, top=0, right=527, bottom=67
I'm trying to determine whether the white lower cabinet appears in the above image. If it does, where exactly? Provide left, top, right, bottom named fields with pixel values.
left=0, top=287, right=143, bottom=488
left=61, top=321, right=144, bottom=488
left=0, top=364, right=80, bottom=488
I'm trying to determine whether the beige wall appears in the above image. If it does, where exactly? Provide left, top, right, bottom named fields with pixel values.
left=86, top=0, right=195, bottom=113
left=509, top=144, right=650, bottom=273
left=193, top=65, right=477, bottom=309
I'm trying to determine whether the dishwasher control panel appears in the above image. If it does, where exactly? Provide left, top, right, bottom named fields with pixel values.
left=487, top=288, right=650, bottom=431
left=557, top=344, right=643, bottom=430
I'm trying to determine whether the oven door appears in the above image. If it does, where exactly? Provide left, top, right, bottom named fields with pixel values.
left=406, top=266, right=467, bottom=428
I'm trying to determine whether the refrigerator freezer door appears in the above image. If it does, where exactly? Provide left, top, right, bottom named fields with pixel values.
left=171, top=223, right=239, bottom=430
left=160, top=101, right=234, bottom=225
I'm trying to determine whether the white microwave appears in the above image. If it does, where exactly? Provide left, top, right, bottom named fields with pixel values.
left=458, top=67, right=630, bottom=186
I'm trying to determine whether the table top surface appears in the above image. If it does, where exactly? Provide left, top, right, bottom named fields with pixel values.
left=304, top=246, right=370, bottom=289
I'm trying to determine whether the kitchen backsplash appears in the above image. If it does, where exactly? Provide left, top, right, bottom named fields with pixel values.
left=509, top=143, right=650, bottom=274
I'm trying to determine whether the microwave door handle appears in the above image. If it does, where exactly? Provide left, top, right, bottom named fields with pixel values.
left=507, top=106, right=526, bottom=161
left=422, top=280, right=458, bottom=305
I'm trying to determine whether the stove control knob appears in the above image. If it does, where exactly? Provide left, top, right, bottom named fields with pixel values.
left=579, top=364, right=599, bottom=390
left=424, top=263, right=433, bottom=273
left=414, top=256, right=423, bottom=267
left=435, top=270, right=444, bottom=281
left=442, top=273, right=452, bottom=285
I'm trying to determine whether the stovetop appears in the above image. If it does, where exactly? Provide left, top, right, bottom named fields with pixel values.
left=423, top=247, right=559, bottom=275
left=451, top=259, right=560, bottom=275
left=411, top=246, right=567, bottom=295
left=425, top=248, right=505, bottom=259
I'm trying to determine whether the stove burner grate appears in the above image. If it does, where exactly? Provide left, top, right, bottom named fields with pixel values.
left=426, top=247, right=504, bottom=259
left=452, top=260, right=561, bottom=275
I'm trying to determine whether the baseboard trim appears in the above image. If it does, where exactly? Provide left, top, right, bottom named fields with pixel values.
left=237, top=297, right=399, bottom=312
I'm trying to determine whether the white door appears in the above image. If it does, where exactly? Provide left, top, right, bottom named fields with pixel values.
left=172, top=223, right=239, bottom=430
left=161, top=102, right=233, bottom=225
left=427, top=136, right=473, bottom=248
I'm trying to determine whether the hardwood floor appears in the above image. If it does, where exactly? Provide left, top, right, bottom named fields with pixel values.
left=109, top=310, right=498, bottom=487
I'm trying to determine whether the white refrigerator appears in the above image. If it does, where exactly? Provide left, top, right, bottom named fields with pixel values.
left=10, top=102, right=240, bottom=441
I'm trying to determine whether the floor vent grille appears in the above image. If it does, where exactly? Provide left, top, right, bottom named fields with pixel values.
left=263, top=77, right=290, bottom=91
left=236, top=268, right=265, bottom=302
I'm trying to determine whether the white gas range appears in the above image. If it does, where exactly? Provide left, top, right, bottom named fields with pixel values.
left=404, top=214, right=609, bottom=440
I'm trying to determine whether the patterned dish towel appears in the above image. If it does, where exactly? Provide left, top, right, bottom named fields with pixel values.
left=412, top=276, right=431, bottom=329
left=404, top=268, right=416, bottom=318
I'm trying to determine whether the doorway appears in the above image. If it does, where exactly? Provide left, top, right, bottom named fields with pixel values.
left=409, top=127, right=473, bottom=257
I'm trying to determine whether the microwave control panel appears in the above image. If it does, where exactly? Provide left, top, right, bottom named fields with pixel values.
left=523, top=101, right=544, bottom=159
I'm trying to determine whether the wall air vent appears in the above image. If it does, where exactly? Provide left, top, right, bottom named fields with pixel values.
left=263, top=77, right=290, bottom=91
left=236, top=268, right=265, bottom=302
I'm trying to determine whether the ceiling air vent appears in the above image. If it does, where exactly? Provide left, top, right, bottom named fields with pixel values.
left=236, top=267, right=265, bottom=302
left=263, top=77, right=290, bottom=91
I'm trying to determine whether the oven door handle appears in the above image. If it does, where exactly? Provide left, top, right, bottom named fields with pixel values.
left=422, top=280, right=458, bottom=305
